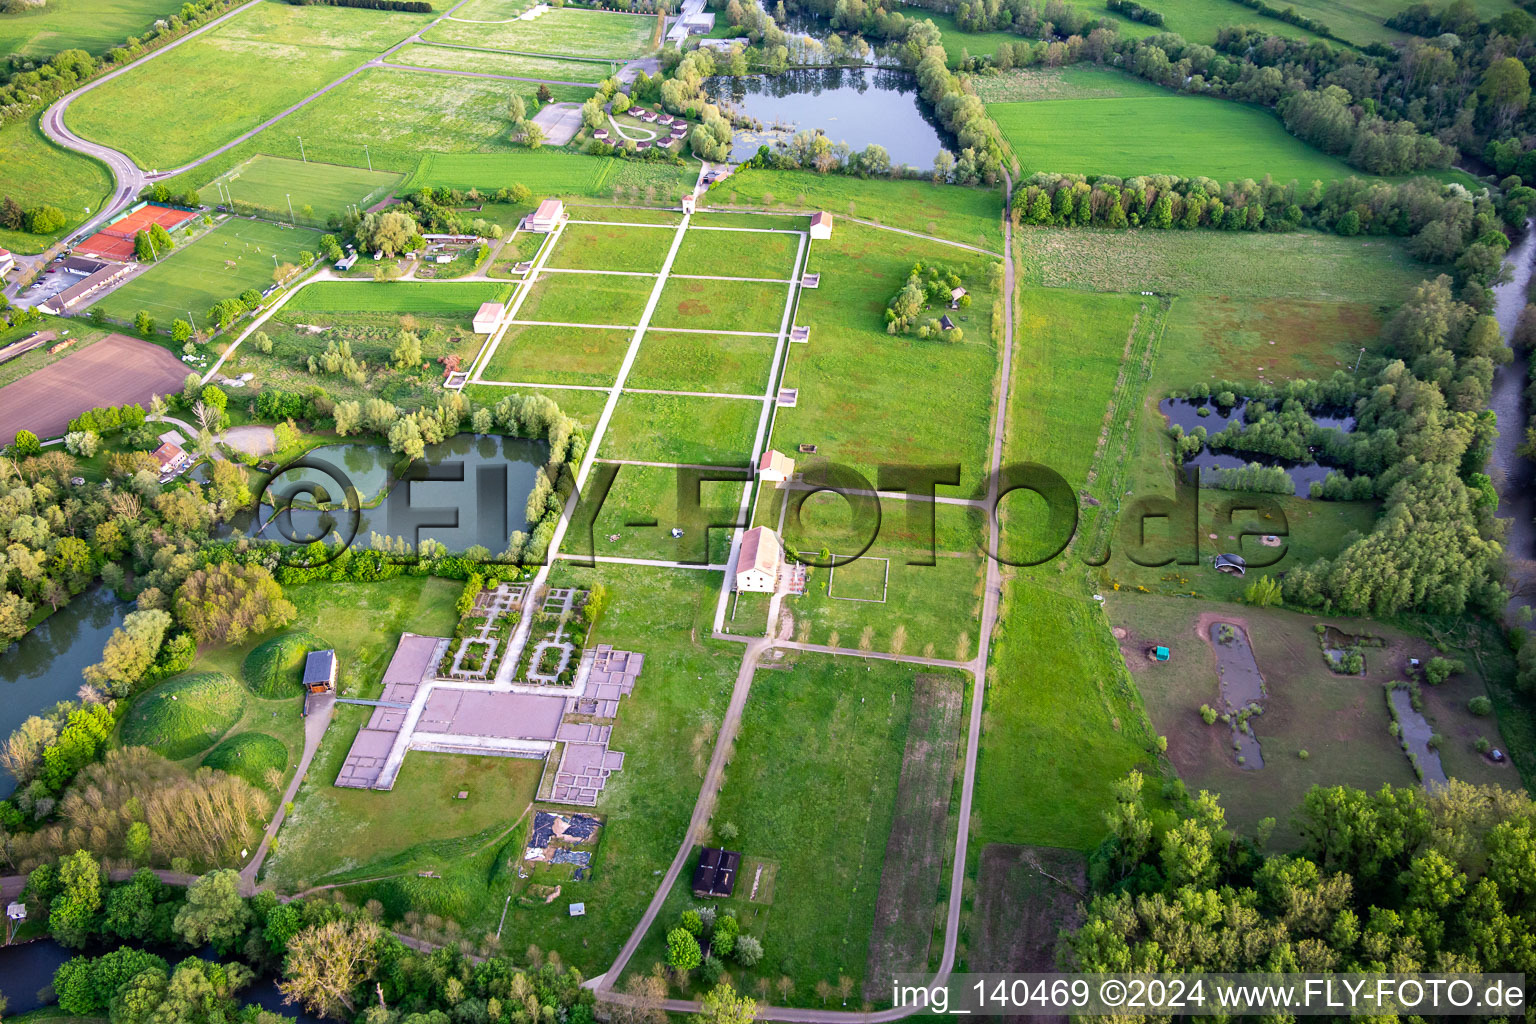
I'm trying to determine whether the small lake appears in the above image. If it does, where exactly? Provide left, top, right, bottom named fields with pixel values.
left=0, top=586, right=130, bottom=798
left=703, top=67, right=950, bottom=166
left=232, top=434, right=548, bottom=554
left=1160, top=398, right=1354, bottom=498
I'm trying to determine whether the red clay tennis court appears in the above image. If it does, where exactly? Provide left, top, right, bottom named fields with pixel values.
left=75, top=204, right=196, bottom=261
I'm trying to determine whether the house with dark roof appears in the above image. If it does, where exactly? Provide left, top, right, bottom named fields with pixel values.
left=304, top=649, right=338, bottom=693
left=692, top=846, right=741, bottom=898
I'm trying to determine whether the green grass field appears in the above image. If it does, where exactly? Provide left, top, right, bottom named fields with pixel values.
left=406, top=150, right=620, bottom=194
left=517, top=272, right=653, bottom=325
left=242, top=630, right=324, bottom=698
left=206, top=156, right=402, bottom=225
left=120, top=671, right=249, bottom=761
left=424, top=5, right=657, bottom=59
left=201, top=731, right=290, bottom=788
left=568, top=463, right=745, bottom=564
left=1014, top=225, right=1426, bottom=299
left=546, top=221, right=676, bottom=273
left=772, top=220, right=1001, bottom=495
left=389, top=42, right=612, bottom=82
left=626, top=330, right=776, bottom=394
left=94, top=218, right=324, bottom=321
left=0, top=117, right=115, bottom=254
left=67, top=3, right=433, bottom=169
left=987, top=68, right=1361, bottom=181
left=283, top=280, right=512, bottom=315
left=480, top=323, right=632, bottom=385
left=708, top=169, right=1003, bottom=252
left=600, top=392, right=760, bottom=465
left=0, top=0, right=186, bottom=59
left=650, top=277, right=792, bottom=334
left=669, top=227, right=801, bottom=279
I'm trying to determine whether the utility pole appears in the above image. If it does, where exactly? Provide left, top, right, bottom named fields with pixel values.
left=1353, top=346, right=1366, bottom=374
left=297, top=136, right=307, bottom=163
left=364, top=144, right=372, bottom=172
left=287, top=193, right=295, bottom=224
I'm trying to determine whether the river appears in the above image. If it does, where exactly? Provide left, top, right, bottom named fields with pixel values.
left=0, top=587, right=130, bottom=799
left=1490, top=218, right=1536, bottom=618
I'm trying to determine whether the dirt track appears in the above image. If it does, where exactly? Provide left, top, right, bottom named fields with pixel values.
left=0, top=333, right=189, bottom=441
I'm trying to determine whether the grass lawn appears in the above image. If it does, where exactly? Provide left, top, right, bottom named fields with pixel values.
left=708, top=169, right=1004, bottom=253
left=600, top=392, right=760, bottom=465
left=479, top=323, right=632, bottom=385
left=517, top=271, right=653, bottom=325
left=284, top=280, right=512, bottom=315
left=286, top=577, right=461, bottom=698
left=779, top=498, right=987, bottom=658
left=669, top=226, right=802, bottom=279
left=772, top=221, right=1001, bottom=495
left=405, top=149, right=621, bottom=194
left=545, top=221, right=677, bottom=274
left=423, top=5, right=658, bottom=59
left=1014, top=226, right=1426, bottom=300
left=389, top=42, right=611, bottom=82
left=94, top=218, right=324, bottom=322
left=622, top=654, right=953, bottom=1004
left=987, top=69, right=1361, bottom=182
left=572, top=205, right=684, bottom=225
left=207, top=155, right=402, bottom=226
left=66, top=3, right=432, bottom=169
left=153, top=70, right=592, bottom=196
left=261, top=704, right=544, bottom=890
left=627, top=330, right=776, bottom=394
left=0, top=117, right=115, bottom=254
left=1103, top=594, right=1513, bottom=839
left=975, top=581, right=1160, bottom=850
left=568, top=462, right=745, bottom=564
left=0, top=0, right=184, bottom=58
left=649, top=277, right=793, bottom=334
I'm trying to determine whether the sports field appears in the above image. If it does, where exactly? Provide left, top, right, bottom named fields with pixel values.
left=94, top=219, right=324, bottom=322
left=0, top=0, right=186, bottom=59
left=986, top=68, right=1360, bottom=182
left=389, top=43, right=611, bottom=83
left=0, top=333, right=189, bottom=441
left=207, top=156, right=403, bottom=225
left=65, top=3, right=432, bottom=169
left=0, top=118, right=114, bottom=253
left=546, top=222, right=675, bottom=274
left=425, top=4, right=657, bottom=59
left=283, top=281, right=513, bottom=315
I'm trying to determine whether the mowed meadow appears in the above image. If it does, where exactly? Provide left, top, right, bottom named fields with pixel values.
left=0, top=117, right=114, bottom=253
left=983, top=67, right=1361, bottom=182
left=66, top=1, right=434, bottom=169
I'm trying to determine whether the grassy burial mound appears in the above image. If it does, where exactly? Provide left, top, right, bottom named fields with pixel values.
left=244, top=630, right=326, bottom=698
left=122, top=671, right=248, bottom=760
left=202, top=732, right=291, bottom=789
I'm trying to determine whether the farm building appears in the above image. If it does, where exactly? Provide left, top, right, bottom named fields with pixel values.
left=38, top=262, right=132, bottom=315
left=304, top=649, right=338, bottom=693
left=809, top=211, right=833, bottom=239
left=950, top=286, right=967, bottom=307
left=735, top=526, right=782, bottom=593
left=473, top=302, right=505, bottom=334
left=757, top=449, right=794, bottom=483
left=939, top=314, right=955, bottom=331
left=151, top=442, right=191, bottom=480
left=692, top=847, right=740, bottom=898
left=682, top=194, right=697, bottom=215
left=335, top=252, right=358, bottom=271
left=528, top=199, right=565, bottom=232
left=0, top=248, right=11, bottom=276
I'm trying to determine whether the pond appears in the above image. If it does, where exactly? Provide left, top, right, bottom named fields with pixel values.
left=230, top=434, right=549, bottom=555
left=703, top=67, right=951, bottom=166
left=0, top=586, right=130, bottom=798
left=1160, top=397, right=1354, bottom=498
left=1208, top=620, right=1266, bottom=770
left=0, top=937, right=323, bottom=1024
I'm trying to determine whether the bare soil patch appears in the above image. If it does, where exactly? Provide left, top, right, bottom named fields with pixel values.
left=0, top=333, right=188, bottom=441
left=863, top=672, right=963, bottom=999
left=972, top=843, right=1085, bottom=973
